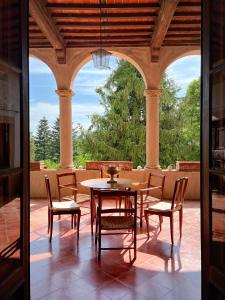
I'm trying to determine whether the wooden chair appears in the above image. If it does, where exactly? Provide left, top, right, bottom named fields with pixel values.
left=144, top=177, right=188, bottom=245
left=56, top=172, right=78, bottom=202
left=45, top=175, right=81, bottom=242
left=100, top=165, right=123, bottom=209
left=56, top=172, right=90, bottom=212
left=94, top=189, right=137, bottom=261
left=139, top=173, right=166, bottom=227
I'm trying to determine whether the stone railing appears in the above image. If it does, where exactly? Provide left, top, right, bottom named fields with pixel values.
left=86, top=160, right=133, bottom=171
left=30, top=167, right=200, bottom=200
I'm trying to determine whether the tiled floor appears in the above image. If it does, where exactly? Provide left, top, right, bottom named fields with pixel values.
left=30, top=199, right=201, bottom=300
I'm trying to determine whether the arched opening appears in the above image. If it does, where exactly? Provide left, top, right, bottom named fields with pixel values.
left=29, top=56, right=60, bottom=168
left=159, top=55, right=201, bottom=169
left=71, top=55, right=147, bottom=168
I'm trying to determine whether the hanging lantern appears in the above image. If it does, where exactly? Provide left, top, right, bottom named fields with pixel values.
left=92, top=0, right=111, bottom=69
left=92, top=48, right=111, bottom=70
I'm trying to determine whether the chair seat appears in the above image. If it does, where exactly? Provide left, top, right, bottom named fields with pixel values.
left=62, top=194, right=90, bottom=204
left=77, top=193, right=90, bottom=204
left=146, top=201, right=172, bottom=212
left=101, top=216, right=134, bottom=229
left=52, top=200, right=80, bottom=211
left=138, top=195, right=160, bottom=204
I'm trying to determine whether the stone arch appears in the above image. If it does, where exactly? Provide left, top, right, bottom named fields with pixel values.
left=160, top=46, right=201, bottom=76
left=69, top=49, right=149, bottom=88
left=29, top=50, right=57, bottom=84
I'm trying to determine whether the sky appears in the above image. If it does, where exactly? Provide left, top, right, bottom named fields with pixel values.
left=29, top=55, right=200, bottom=134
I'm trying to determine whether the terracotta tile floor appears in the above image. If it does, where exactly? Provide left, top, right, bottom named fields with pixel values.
left=30, top=200, right=201, bottom=300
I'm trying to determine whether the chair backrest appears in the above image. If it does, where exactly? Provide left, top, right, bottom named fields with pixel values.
left=44, top=175, right=53, bottom=208
left=147, top=172, right=166, bottom=199
left=171, top=177, right=188, bottom=210
left=56, top=172, right=77, bottom=200
left=94, top=189, right=137, bottom=217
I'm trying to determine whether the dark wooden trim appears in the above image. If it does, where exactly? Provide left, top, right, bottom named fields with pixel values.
left=178, top=1, right=201, bottom=6
left=33, top=21, right=156, bottom=27
left=63, top=35, right=151, bottom=41
left=59, top=28, right=153, bottom=34
left=201, top=0, right=210, bottom=299
left=47, top=2, right=160, bottom=9
left=66, top=41, right=150, bottom=47
left=210, top=267, right=225, bottom=297
left=51, top=12, right=158, bottom=18
left=0, top=168, right=22, bottom=176
left=171, top=19, right=201, bottom=24
left=21, top=0, right=30, bottom=298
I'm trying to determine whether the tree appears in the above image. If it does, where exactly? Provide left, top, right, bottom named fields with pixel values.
left=49, top=117, right=60, bottom=162
left=77, top=60, right=146, bottom=168
left=159, top=75, right=183, bottom=168
left=179, top=78, right=200, bottom=160
left=34, top=116, right=51, bottom=160
left=30, top=133, right=36, bottom=161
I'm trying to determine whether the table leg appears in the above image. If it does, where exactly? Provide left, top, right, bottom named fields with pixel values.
left=91, top=188, right=94, bottom=235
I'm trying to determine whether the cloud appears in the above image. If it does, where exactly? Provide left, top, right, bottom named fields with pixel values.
left=30, top=101, right=104, bottom=133
left=29, top=57, right=52, bottom=74
left=166, top=55, right=200, bottom=96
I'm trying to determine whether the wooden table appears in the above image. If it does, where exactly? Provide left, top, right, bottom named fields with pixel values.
left=80, top=178, right=140, bottom=234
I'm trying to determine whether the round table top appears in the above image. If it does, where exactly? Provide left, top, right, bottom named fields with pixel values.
left=80, top=178, right=140, bottom=190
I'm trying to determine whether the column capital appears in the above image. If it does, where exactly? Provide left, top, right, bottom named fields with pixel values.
left=144, top=88, right=161, bottom=98
left=56, top=89, right=74, bottom=98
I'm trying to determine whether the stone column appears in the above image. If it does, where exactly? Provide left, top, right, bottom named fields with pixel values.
left=56, top=89, right=74, bottom=168
left=144, top=88, right=161, bottom=169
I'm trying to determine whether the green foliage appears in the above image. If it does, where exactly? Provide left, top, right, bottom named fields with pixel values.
left=159, top=77, right=200, bottom=168
left=34, top=117, right=51, bottom=160
left=159, top=75, right=183, bottom=168
left=32, top=66, right=200, bottom=170
left=74, top=153, right=92, bottom=168
left=77, top=60, right=146, bottom=168
left=179, top=78, right=200, bottom=160
left=30, top=133, right=36, bottom=161
left=49, top=117, right=60, bottom=162
left=44, top=159, right=60, bottom=169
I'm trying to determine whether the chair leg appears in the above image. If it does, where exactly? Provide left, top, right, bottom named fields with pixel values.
left=134, top=227, right=137, bottom=261
left=179, top=209, right=183, bottom=239
left=49, top=213, right=53, bottom=242
left=144, top=211, right=150, bottom=239
left=170, top=215, right=174, bottom=245
left=71, top=214, right=74, bottom=229
left=95, top=216, right=98, bottom=245
left=159, top=215, right=163, bottom=231
left=91, top=190, right=94, bottom=235
left=77, top=211, right=81, bottom=241
left=98, top=227, right=101, bottom=261
left=74, top=214, right=77, bottom=226
left=47, top=208, right=50, bottom=233
left=140, top=196, right=143, bottom=227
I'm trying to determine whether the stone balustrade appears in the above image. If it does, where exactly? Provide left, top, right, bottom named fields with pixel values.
left=30, top=168, right=200, bottom=200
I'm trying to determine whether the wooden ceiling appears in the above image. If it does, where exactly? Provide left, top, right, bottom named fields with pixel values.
left=29, top=0, right=201, bottom=62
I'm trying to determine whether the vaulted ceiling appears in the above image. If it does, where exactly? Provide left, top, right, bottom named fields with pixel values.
left=29, top=0, right=201, bottom=63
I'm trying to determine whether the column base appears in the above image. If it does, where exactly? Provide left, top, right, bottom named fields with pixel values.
left=144, top=164, right=161, bottom=170
left=59, top=164, right=74, bottom=169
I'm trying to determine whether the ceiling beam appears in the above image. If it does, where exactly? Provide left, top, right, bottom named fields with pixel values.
left=29, top=0, right=66, bottom=63
left=51, top=12, right=158, bottom=19
left=54, top=21, right=155, bottom=27
left=47, top=2, right=160, bottom=10
left=30, top=28, right=153, bottom=35
left=151, top=0, right=180, bottom=62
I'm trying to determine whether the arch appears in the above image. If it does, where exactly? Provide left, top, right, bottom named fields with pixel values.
left=29, top=51, right=57, bottom=83
left=69, top=50, right=148, bottom=88
left=160, top=47, right=200, bottom=76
